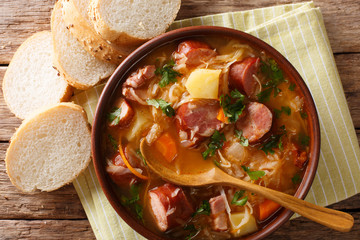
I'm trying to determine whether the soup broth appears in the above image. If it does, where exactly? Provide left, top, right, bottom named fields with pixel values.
left=103, top=36, right=310, bottom=239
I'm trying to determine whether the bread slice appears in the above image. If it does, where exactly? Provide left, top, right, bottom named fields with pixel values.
left=62, top=0, right=133, bottom=64
left=89, top=0, right=181, bottom=46
left=5, top=103, right=91, bottom=193
left=51, top=1, right=116, bottom=90
left=2, top=31, right=72, bottom=119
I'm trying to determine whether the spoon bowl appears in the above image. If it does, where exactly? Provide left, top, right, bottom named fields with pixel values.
left=140, top=139, right=354, bottom=233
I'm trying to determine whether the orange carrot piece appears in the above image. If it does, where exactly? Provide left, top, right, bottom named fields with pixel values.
left=154, top=132, right=177, bottom=163
left=119, top=142, right=149, bottom=180
left=259, top=199, right=281, bottom=221
left=217, top=108, right=229, bottom=124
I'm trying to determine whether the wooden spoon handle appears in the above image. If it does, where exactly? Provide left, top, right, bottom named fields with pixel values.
left=218, top=172, right=354, bottom=232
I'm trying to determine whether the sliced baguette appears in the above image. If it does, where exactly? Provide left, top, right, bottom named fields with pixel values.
left=51, top=1, right=116, bottom=90
left=89, top=0, right=181, bottom=46
left=2, top=31, right=72, bottom=119
left=5, top=103, right=91, bottom=193
left=62, top=0, right=132, bottom=64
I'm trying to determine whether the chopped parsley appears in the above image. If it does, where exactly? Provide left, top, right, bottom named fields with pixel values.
left=289, top=83, right=296, bottom=91
left=202, top=130, right=226, bottom=160
left=274, top=106, right=291, bottom=118
left=231, top=190, right=248, bottom=206
left=146, top=99, right=175, bottom=117
left=299, top=133, right=310, bottom=147
left=136, top=149, right=147, bottom=166
left=235, top=129, right=249, bottom=147
left=219, top=89, right=246, bottom=123
left=184, top=224, right=200, bottom=240
left=108, top=134, right=118, bottom=151
left=155, top=59, right=181, bottom=87
left=257, top=59, right=286, bottom=102
left=241, top=166, right=266, bottom=181
left=121, top=184, right=143, bottom=220
left=300, top=109, right=308, bottom=119
left=107, top=107, right=122, bottom=126
left=192, top=200, right=211, bottom=217
left=292, top=173, right=302, bottom=185
left=260, top=125, right=287, bottom=155
left=213, top=159, right=221, bottom=167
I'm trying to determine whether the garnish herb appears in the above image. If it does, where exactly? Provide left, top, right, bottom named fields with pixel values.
left=136, top=149, right=147, bottom=166
left=192, top=200, right=211, bottom=217
left=213, top=159, right=221, bottom=167
left=146, top=99, right=175, bottom=117
left=202, top=130, right=226, bottom=160
left=235, top=129, right=249, bottom=147
left=289, top=83, right=296, bottom=91
left=121, top=184, right=143, bottom=220
left=184, top=224, right=200, bottom=240
left=107, top=107, right=122, bottom=126
left=231, top=190, right=248, bottom=206
left=274, top=106, right=291, bottom=118
left=299, top=133, right=310, bottom=147
left=155, top=59, right=182, bottom=87
left=292, top=173, right=302, bottom=185
left=108, top=134, right=118, bottom=151
left=260, top=125, right=287, bottom=155
left=241, top=166, right=266, bottom=181
left=219, top=89, right=246, bottom=123
left=257, top=59, right=286, bottom=102
left=300, top=109, right=308, bottom=119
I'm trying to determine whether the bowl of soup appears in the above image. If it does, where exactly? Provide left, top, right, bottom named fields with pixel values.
left=92, top=26, right=320, bottom=240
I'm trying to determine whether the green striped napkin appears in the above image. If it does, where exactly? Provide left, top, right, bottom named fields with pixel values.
left=72, top=2, right=360, bottom=239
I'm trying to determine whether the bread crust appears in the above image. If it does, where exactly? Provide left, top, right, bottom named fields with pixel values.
left=5, top=102, right=92, bottom=193
left=2, top=31, right=73, bottom=119
left=51, top=1, right=115, bottom=90
left=88, top=0, right=181, bottom=47
left=62, top=0, right=132, bottom=64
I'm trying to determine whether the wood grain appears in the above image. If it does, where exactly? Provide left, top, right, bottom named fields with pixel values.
left=0, top=220, right=95, bottom=239
left=1, top=0, right=360, bottom=64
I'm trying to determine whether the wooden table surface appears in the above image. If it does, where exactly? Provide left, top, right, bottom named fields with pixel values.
left=0, top=0, right=359, bottom=239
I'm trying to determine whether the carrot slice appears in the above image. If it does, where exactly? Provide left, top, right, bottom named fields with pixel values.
left=154, top=132, right=177, bottom=163
left=217, top=108, right=229, bottom=124
left=259, top=199, right=281, bottom=221
left=118, top=142, right=149, bottom=180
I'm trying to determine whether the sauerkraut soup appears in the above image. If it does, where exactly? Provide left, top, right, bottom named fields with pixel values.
left=104, top=37, right=310, bottom=239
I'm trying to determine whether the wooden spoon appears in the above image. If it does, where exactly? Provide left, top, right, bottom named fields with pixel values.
left=140, top=139, right=353, bottom=232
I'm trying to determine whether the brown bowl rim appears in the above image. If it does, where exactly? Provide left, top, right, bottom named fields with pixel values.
left=91, top=26, right=321, bottom=240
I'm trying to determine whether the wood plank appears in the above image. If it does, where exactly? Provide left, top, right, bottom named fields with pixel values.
left=1, top=0, right=360, bottom=64
left=0, top=143, right=87, bottom=220
left=0, top=220, right=95, bottom=239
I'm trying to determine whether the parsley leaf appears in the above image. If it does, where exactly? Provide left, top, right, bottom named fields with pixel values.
left=219, top=89, right=245, bottom=123
left=292, top=173, right=302, bottom=185
left=146, top=99, right=175, bottom=117
left=213, top=159, right=221, bottom=167
left=192, top=200, right=211, bottom=217
left=108, top=134, right=118, bottom=151
left=300, top=109, right=308, bottom=119
left=241, top=166, right=266, bottom=180
left=231, top=190, right=248, bottom=206
left=289, top=83, right=296, bottom=91
left=274, top=106, right=291, bottom=118
left=136, top=149, right=147, bottom=166
left=260, top=125, right=287, bottom=155
left=257, top=59, right=286, bottom=102
left=121, top=184, right=143, bottom=220
left=299, top=133, right=310, bottom=147
left=155, top=60, right=182, bottom=87
left=235, top=129, right=249, bottom=147
left=107, top=107, right=122, bottom=125
left=184, top=224, right=199, bottom=240
left=202, top=131, right=226, bottom=160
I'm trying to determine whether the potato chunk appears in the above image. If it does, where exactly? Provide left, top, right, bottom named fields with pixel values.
left=185, top=69, right=221, bottom=99
left=230, top=213, right=258, bottom=237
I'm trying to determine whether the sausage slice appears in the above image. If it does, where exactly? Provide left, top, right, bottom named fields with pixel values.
left=149, top=183, right=193, bottom=232
left=175, top=100, right=224, bottom=147
left=175, top=40, right=217, bottom=67
left=108, top=98, right=134, bottom=128
left=229, top=57, right=260, bottom=96
left=123, top=65, right=156, bottom=88
left=236, top=102, right=273, bottom=143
